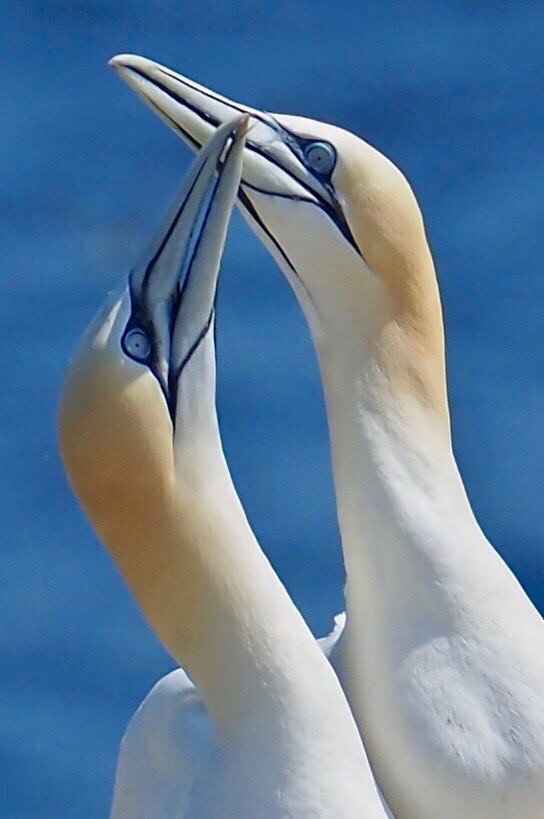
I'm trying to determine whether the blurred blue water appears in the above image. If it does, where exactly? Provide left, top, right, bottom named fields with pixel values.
left=1, top=2, right=543, bottom=815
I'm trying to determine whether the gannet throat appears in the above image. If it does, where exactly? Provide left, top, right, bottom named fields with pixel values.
left=110, top=53, right=544, bottom=819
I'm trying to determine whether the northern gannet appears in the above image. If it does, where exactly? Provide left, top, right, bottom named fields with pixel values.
left=109, top=54, right=544, bottom=819
left=59, top=116, right=390, bottom=818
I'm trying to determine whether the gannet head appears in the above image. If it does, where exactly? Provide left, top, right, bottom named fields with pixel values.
left=109, top=55, right=448, bottom=421
left=58, top=116, right=247, bottom=605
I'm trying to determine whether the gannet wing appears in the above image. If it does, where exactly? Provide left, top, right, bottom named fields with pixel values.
left=110, top=669, right=212, bottom=819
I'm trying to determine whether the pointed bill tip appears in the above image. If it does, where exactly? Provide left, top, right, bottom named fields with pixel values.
left=230, top=113, right=251, bottom=143
left=108, top=53, right=150, bottom=71
left=207, top=113, right=249, bottom=157
left=108, top=54, right=167, bottom=84
left=237, top=113, right=251, bottom=135
left=106, top=54, right=258, bottom=156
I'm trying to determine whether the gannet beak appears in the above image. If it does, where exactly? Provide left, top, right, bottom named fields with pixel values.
left=109, top=54, right=257, bottom=154
left=125, top=113, right=248, bottom=420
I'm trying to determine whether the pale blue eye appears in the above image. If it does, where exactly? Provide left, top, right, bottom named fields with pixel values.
left=124, top=328, right=151, bottom=361
left=304, top=141, right=336, bottom=175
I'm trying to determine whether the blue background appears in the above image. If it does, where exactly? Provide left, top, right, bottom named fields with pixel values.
left=2, top=2, right=543, bottom=815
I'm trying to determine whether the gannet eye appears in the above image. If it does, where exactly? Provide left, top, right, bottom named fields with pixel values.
left=123, top=328, right=151, bottom=361
left=303, top=141, right=336, bottom=176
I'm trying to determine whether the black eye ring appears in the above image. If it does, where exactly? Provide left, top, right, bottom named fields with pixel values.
left=123, top=327, right=151, bottom=362
left=303, top=141, right=336, bottom=176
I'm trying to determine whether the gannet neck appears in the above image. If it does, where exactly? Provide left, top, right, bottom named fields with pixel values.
left=61, top=310, right=357, bottom=747
left=319, top=305, right=544, bottom=819
left=158, top=333, right=339, bottom=740
left=319, top=341, right=479, bottom=608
